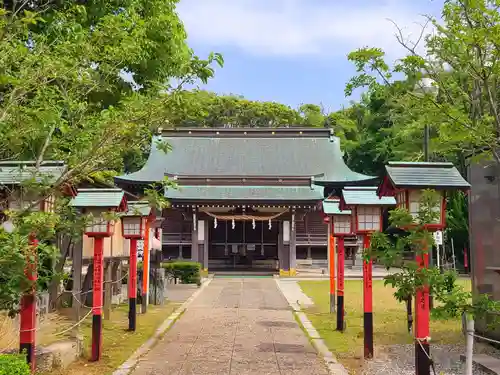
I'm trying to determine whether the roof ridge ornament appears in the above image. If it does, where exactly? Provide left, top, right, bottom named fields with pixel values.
left=329, top=128, right=335, bottom=142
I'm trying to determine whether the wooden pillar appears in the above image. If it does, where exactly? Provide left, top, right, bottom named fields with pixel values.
left=191, top=210, right=199, bottom=262
left=278, top=221, right=284, bottom=272
left=203, top=220, right=209, bottom=271
left=290, top=212, right=296, bottom=276
left=103, top=259, right=112, bottom=320
left=71, top=238, right=83, bottom=339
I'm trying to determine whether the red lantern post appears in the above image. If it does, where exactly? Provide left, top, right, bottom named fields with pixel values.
left=340, top=187, right=396, bottom=359
left=19, top=235, right=38, bottom=372
left=141, top=219, right=151, bottom=313
left=71, top=188, right=127, bottom=362
left=323, top=213, right=336, bottom=313
left=324, top=198, right=354, bottom=331
left=377, top=161, right=470, bottom=375
left=329, top=232, right=335, bottom=313
left=121, top=202, right=151, bottom=331
left=84, top=214, right=115, bottom=361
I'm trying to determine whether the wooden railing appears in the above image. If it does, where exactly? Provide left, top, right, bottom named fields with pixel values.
left=162, top=232, right=192, bottom=244
left=295, top=233, right=328, bottom=245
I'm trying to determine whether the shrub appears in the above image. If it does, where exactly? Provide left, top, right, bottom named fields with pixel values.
left=0, top=354, right=30, bottom=375
left=162, top=261, right=201, bottom=285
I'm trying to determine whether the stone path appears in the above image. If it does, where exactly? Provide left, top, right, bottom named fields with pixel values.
left=131, top=278, right=329, bottom=375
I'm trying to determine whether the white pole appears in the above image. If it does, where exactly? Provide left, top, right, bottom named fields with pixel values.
left=436, top=244, right=441, bottom=270
left=451, top=238, right=456, bottom=271
left=465, top=316, right=474, bottom=375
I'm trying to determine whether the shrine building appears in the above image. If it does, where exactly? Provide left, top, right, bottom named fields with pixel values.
left=115, top=128, right=377, bottom=275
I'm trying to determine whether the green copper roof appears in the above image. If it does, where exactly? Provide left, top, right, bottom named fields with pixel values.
left=115, top=128, right=375, bottom=186
left=165, top=185, right=324, bottom=201
left=124, top=201, right=152, bottom=216
left=385, top=162, right=470, bottom=189
left=323, top=199, right=351, bottom=215
left=342, top=187, right=396, bottom=206
left=71, top=188, right=125, bottom=208
left=0, top=161, right=66, bottom=185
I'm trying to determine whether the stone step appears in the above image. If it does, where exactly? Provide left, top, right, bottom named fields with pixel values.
left=460, top=353, right=500, bottom=374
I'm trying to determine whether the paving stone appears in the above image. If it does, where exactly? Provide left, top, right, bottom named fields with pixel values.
left=129, top=279, right=328, bottom=375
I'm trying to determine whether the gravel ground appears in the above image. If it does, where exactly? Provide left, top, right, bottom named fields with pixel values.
left=361, top=343, right=500, bottom=375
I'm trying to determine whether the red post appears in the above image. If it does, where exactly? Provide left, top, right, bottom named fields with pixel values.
left=19, top=236, right=38, bottom=372
left=141, top=220, right=150, bottom=313
left=415, top=244, right=430, bottom=375
left=329, top=234, right=336, bottom=313
left=91, top=237, right=104, bottom=362
left=363, top=234, right=373, bottom=359
left=128, top=238, right=138, bottom=331
left=336, top=236, right=345, bottom=331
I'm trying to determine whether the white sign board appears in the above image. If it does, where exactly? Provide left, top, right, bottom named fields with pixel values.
left=433, top=231, right=443, bottom=246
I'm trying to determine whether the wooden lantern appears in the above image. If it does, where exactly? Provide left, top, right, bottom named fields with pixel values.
left=354, top=206, right=382, bottom=234
left=340, top=186, right=396, bottom=360
left=332, top=211, right=354, bottom=237
left=379, top=162, right=470, bottom=231
left=322, top=198, right=354, bottom=332
left=121, top=201, right=152, bottom=332
left=70, top=188, right=127, bottom=362
left=84, top=209, right=115, bottom=238
left=378, top=161, right=470, bottom=375
left=122, top=215, right=147, bottom=239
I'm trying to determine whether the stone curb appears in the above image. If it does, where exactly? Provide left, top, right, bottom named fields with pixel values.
left=112, top=278, right=212, bottom=375
left=275, top=280, right=350, bottom=375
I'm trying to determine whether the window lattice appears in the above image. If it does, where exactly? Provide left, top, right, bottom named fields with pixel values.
left=357, top=206, right=380, bottom=231
left=124, top=222, right=141, bottom=236
left=333, top=216, right=352, bottom=234
left=408, top=190, right=441, bottom=224
left=86, top=216, right=108, bottom=233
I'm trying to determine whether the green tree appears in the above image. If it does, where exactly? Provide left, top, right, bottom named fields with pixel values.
left=0, top=1, right=221, bottom=314
left=160, top=90, right=304, bottom=128
left=345, top=0, right=500, bottom=165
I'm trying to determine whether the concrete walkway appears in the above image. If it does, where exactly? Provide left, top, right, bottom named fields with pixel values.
left=131, top=278, right=329, bottom=375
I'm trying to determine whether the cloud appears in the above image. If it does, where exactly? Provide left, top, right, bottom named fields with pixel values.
left=176, top=0, right=437, bottom=59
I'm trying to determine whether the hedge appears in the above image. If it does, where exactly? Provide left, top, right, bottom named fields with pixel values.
left=0, top=354, right=30, bottom=375
left=161, top=261, right=201, bottom=285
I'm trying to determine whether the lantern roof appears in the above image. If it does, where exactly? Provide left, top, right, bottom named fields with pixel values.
left=71, top=188, right=127, bottom=211
left=322, top=198, right=351, bottom=215
left=383, top=162, right=470, bottom=190
left=341, top=186, right=396, bottom=207
left=123, top=201, right=152, bottom=217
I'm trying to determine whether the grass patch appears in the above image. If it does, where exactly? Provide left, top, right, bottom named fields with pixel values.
left=299, top=279, right=470, bottom=373
left=45, top=302, right=180, bottom=375
left=0, top=311, right=76, bottom=353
